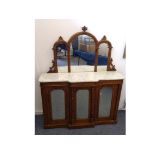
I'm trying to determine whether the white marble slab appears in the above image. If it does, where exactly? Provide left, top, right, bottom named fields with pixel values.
left=39, top=70, right=124, bottom=83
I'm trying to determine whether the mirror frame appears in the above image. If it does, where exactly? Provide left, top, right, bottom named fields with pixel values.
left=68, top=26, right=98, bottom=72
left=48, top=26, right=116, bottom=73
left=97, top=36, right=116, bottom=71
left=48, top=36, right=69, bottom=73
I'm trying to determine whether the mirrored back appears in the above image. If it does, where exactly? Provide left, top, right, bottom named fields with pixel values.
left=48, top=26, right=116, bottom=73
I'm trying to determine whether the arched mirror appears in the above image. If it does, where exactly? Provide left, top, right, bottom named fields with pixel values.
left=48, top=36, right=69, bottom=73
left=68, top=26, right=98, bottom=72
left=71, top=35, right=95, bottom=65
left=97, top=36, right=116, bottom=71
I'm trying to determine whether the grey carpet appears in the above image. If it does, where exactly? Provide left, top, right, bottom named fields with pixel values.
left=35, top=110, right=125, bottom=135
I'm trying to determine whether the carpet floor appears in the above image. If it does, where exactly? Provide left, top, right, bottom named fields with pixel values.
left=35, top=110, right=125, bottom=135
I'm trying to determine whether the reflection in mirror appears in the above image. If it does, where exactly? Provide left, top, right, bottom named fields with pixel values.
left=70, top=35, right=95, bottom=66
left=98, top=43, right=108, bottom=66
left=56, top=44, right=68, bottom=66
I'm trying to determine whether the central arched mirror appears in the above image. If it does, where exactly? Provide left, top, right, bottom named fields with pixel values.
left=68, top=26, right=98, bottom=72
left=70, top=35, right=96, bottom=68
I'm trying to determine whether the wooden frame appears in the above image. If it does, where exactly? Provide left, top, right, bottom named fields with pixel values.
left=48, top=36, right=69, bottom=73
left=48, top=26, right=116, bottom=73
left=68, top=27, right=98, bottom=72
left=69, top=82, right=96, bottom=128
left=97, top=36, right=116, bottom=71
left=95, top=80, right=123, bottom=124
left=40, top=82, right=69, bottom=128
left=40, top=80, right=123, bottom=128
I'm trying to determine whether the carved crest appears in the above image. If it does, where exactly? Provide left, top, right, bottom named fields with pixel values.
left=102, top=35, right=107, bottom=40
left=100, top=35, right=112, bottom=49
left=82, top=26, right=88, bottom=32
left=58, top=36, right=64, bottom=41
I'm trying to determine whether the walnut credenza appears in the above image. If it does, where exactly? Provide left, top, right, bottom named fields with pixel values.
left=39, top=71, right=124, bottom=128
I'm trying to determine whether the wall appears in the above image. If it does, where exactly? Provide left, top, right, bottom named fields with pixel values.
left=35, top=19, right=126, bottom=114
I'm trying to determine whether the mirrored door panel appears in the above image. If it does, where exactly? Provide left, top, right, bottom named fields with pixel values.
left=50, top=89, right=65, bottom=120
left=99, top=87, right=112, bottom=117
left=76, top=89, right=89, bottom=119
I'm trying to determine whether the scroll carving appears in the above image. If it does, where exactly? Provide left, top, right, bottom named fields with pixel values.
left=108, top=58, right=116, bottom=71
left=48, top=60, right=58, bottom=73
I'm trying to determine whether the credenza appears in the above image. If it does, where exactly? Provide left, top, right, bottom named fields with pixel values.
left=39, top=69, right=124, bottom=128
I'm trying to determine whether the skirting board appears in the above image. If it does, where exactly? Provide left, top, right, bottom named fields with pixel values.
left=35, top=111, right=43, bottom=115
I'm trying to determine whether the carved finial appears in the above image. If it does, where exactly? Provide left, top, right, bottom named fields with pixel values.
left=102, top=35, right=107, bottom=40
left=58, top=36, right=64, bottom=41
left=82, top=26, right=88, bottom=32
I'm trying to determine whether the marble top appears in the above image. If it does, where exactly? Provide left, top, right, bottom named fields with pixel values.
left=39, top=66, right=124, bottom=83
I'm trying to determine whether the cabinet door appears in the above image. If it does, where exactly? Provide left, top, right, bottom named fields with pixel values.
left=70, top=87, right=95, bottom=128
left=99, top=87, right=113, bottom=117
left=50, top=89, right=65, bottom=120
left=41, top=84, right=69, bottom=128
left=76, top=89, right=89, bottom=119
left=96, top=84, right=120, bottom=124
